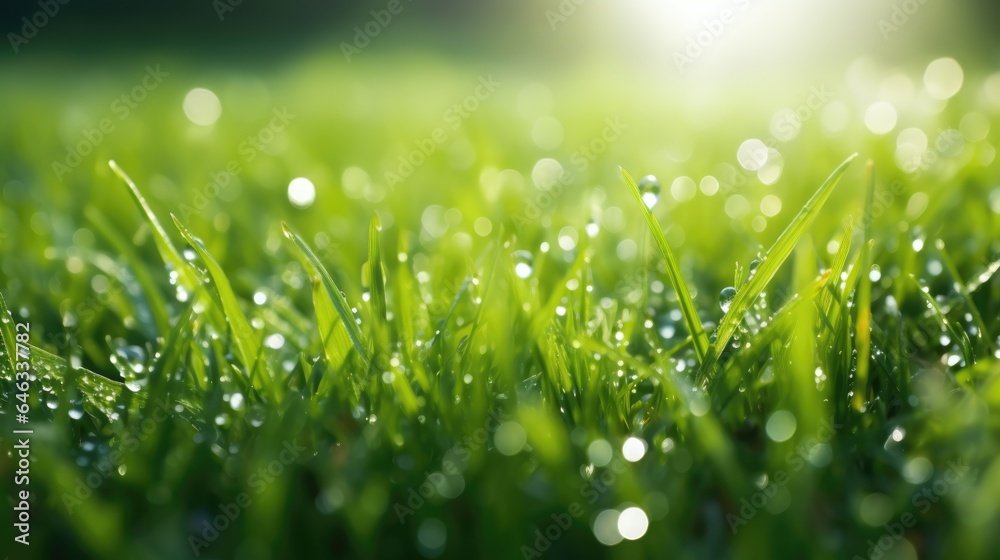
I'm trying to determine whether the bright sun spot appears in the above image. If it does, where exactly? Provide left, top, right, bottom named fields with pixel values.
left=287, top=177, right=316, bottom=208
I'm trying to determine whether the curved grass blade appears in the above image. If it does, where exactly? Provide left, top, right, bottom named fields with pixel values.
left=621, top=167, right=709, bottom=363
left=2, top=291, right=135, bottom=422
left=698, top=153, right=858, bottom=382
left=282, top=222, right=372, bottom=368
left=109, top=160, right=198, bottom=292
left=170, top=215, right=271, bottom=397
left=709, top=270, right=831, bottom=411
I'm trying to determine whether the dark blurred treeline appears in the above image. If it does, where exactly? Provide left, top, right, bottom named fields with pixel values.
left=0, top=0, right=514, bottom=59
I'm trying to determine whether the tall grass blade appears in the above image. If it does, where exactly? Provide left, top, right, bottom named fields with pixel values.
left=699, top=153, right=858, bottom=381
left=171, top=215, right=270, bottom=395
left=282, top=222, right=373, bottom=368
left=109, top=160, right=199, bottom=292
left=367, top=213, right=391, bottom=354
left=621, top=167, right=709, bottom=363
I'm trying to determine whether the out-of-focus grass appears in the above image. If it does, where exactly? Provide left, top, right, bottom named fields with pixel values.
left=0, top=52, right=999, bottom=560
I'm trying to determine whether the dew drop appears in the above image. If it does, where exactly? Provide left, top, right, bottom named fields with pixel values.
left=114, top=345, right=146, bottom=373
left=637, top=175, right=661, bottom=208
left=720, top=286, right=737, bottom=313
left=512, top=250, right=534, bottom=279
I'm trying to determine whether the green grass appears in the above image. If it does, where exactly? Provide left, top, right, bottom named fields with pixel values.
left=1, top=55, right=1000, bottom=560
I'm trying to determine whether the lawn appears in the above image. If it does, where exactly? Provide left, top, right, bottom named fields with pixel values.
left=1, top=49, right=999, bottom=560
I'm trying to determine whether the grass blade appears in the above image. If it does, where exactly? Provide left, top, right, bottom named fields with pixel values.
left=170, top=215, right=270, bottom=396
left=621, top=167, right=709, bottom=363
left=109, top=160, right=199, bottom=292
left=367, top=213, right=391, bottom=354
left=0, top=290, right=20, bottom=375
left=698, top=153, right=858, bottom=381
left=282, top=222, right=373, bottom=368
left=709, top=270, right=831, bottom=410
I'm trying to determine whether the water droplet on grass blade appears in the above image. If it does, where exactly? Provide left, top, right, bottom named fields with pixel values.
left=637, top=175, right=661, bottom=208
left=719, top=286, right=737, bottom=313
left=512, top=250, right=534, bottom=278
left=114, top=345, right=146, bottom=373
